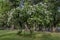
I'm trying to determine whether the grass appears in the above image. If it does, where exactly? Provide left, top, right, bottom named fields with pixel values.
left=0, top=30, right=60, bottom=40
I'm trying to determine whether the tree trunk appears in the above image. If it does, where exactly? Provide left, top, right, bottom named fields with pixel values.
left=10, top=24, right=14, bottom=30
left=51, top=27, right=56, bottom=32
left=42, top=26, right=45, bottom=32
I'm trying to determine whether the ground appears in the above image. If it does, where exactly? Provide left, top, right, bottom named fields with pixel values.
left=0, top=30, right=60, bottom=40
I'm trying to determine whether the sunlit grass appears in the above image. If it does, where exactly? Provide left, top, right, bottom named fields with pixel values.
left=0, top=30, right=60, bottom=40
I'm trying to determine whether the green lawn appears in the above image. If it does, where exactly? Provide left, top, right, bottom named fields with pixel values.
left=0, top=30, right=60, bottom=40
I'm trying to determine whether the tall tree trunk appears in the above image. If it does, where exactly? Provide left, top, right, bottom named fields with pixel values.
left=42, top=26, right=45, bottom=32
left=24, top=23, right=30, bottom=31
left=18, top=21, right=23, bottom=35
left=51, top=26, right=56, bottom=32
left=51, top=13, right=57, bottom=32
left=10, top=24, right=14, bottom=30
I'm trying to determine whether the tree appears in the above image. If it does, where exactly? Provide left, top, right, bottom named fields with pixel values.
left=0, top=0, right=11, bottom=29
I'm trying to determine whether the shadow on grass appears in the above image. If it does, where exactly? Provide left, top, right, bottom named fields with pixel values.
left=1, top=32, right=60, bottom=40
left=0, top=33, right=16, bottom=37
left=40, top=33, right=53, bottom=40
left=17, top=32, right=36, bottom=38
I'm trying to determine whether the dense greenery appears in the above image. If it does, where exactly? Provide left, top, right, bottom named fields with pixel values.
left=0, top=0, right=60, bottom=34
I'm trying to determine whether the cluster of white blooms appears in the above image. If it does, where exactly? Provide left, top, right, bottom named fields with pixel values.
left=58, top=7, right=60, bottom=12
left=39, top=2, right=48, bottom=8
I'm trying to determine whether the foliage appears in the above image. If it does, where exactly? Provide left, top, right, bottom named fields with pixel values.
left=0, top=0, right=60, bottom=32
